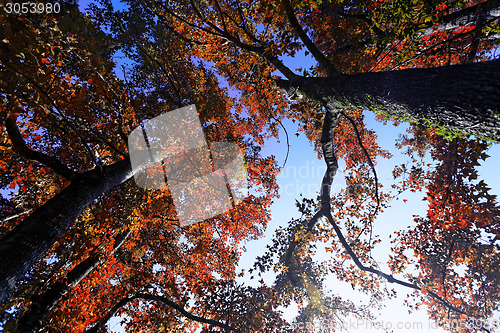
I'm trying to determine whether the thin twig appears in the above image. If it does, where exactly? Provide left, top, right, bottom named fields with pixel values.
left=340, top=111, right=380, bottom=218
left=0, top=209, right=32, bottom=224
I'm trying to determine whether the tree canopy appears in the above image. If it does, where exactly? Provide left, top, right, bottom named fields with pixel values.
left=1, top=0, right=499, bottom=332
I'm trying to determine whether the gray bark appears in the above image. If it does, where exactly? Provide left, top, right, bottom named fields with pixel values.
left=278, top=59, right=500, bottom=141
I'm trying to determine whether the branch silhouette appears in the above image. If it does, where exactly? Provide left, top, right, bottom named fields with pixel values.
left=86, top=292, right=242, bottom=333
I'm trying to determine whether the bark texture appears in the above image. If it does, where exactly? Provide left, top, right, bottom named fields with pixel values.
left=279, top=59, right=500, bottom=141
left=0, top=157, right=133, bottom=304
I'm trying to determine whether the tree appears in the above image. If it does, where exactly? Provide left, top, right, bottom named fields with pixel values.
left=1, top=0, right=500, bottom=331
left=130, top=0, right=500, bottom=140
left=117, top=0, right=499, bottom=329
left=0, top=2, right=280, bottom=331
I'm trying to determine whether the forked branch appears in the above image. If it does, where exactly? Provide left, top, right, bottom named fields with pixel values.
left=281, top=108, right=339, bottom=278
left=324, top=209, right=494, bottom=333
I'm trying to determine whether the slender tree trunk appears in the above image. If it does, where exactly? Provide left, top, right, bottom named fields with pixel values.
left=0, top=157, right=133, bottom=303
left=279, top=59, right=500, bottom=141
left=15, top=230, right=131, bottom=333
left=418, top=0, right=500, bottom=37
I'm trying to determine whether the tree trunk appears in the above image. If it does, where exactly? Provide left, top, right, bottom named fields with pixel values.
left=0, top=157, right=133, bottom=304
left=15, top=230, right=131, bottom=333
left=418, top=0, right=500, bottom=37
left=280, top=59, right=500, bottom=141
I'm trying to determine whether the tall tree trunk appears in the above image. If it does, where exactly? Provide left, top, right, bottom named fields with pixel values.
left=0, top=157, right=133, bottom=303
left=15, top=230, right=131, bottom=333
left=279, top=59, right=500, bottom=141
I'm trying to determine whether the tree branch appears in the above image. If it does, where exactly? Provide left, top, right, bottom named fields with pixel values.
left=211, top=0, right=228, bottom=33
left=6, top=66, right=99, bottom=168
left=226, top=36, right=299, bottom=80
left=324, top=210, right=469, bottom=316
left=276, top=117, right=290, bottom=168
left=340, top=111, right=380, bottom=217
left=158, top=0, right=299, bottom=80
left=0, top=156, right=134, bottom=303
left=281, top=107, right=339, bottom=277
left=391, top=21, right=495, bottom=70
left=86, top=293, right=242, bottom=333
left=466, top=14, right=488, bottom=63
left=279, top=102, right=481, bottom=319
left=281, top=0, right=339, bottom=76
left=323, top=0, right=499, bottom=59
left=319, top=108, right=339, bottom=209
left=0, top=210, right=32, bottom=225
left=4, top=115, right=77, bottom=181
left=221, top=2, right=262, bottom=45
left=320, top=9, right=385, bottom=38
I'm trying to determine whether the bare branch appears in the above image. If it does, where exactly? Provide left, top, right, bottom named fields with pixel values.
left=0, top=209, right=32, bottom=224
left=276, top=117, right=290, bottom=168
